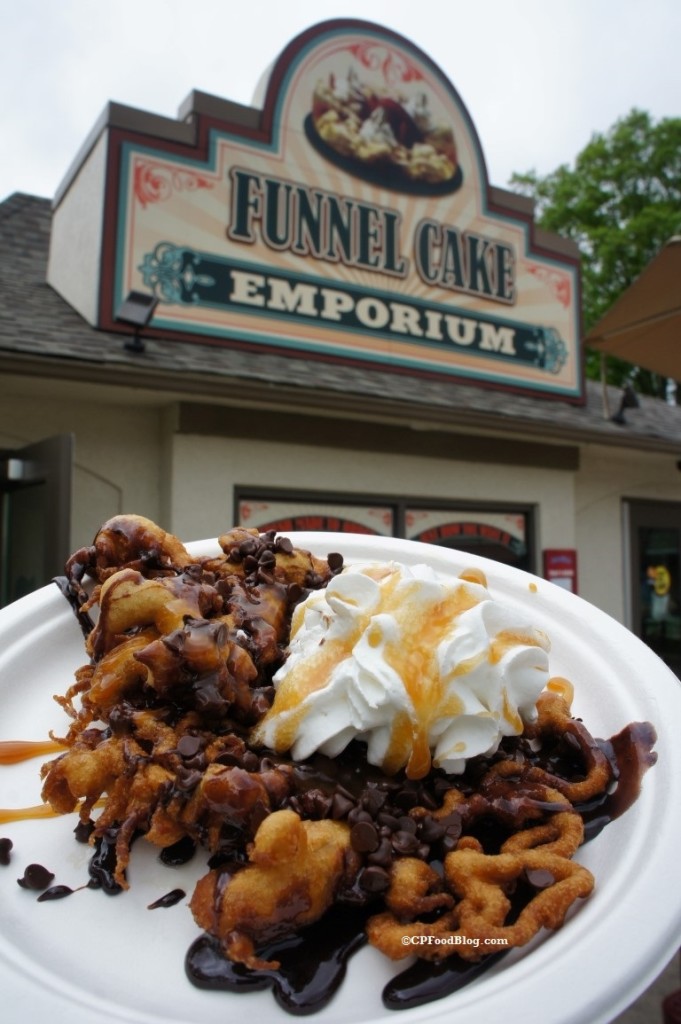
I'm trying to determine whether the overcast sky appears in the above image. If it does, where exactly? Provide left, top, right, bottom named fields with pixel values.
left=1, top=0, right=679, bottom=204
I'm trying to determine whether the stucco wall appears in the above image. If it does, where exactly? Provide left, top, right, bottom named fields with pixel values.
left=47, top=132, right=108, bottom=327
left=166, top=431, right=577, bottom=557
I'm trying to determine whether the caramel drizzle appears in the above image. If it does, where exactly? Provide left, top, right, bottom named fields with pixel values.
left=0, top=739, right=68, bottom=824
left=0, top=738, right=65, bottom=764
left=0, top=803, right=59, bottom=825
left=262, top=568, right=484, bottom=781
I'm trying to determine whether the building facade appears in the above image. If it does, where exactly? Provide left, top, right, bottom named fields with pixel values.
left=2, top=19, right=681, bottom=673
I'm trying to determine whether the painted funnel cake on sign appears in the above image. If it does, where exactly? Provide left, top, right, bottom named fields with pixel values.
left=0, top=516, right=657, bottom=1015
left=306, top=40, right=461, bottom=192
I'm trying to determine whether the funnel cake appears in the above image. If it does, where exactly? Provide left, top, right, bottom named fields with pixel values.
left=39, top=516, right=657, bottom=1014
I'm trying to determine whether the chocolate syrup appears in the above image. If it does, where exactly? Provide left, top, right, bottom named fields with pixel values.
left=383, top=950, right=504, bottom=1010
left=88, top=831, right=123, bottom=894
left=580, top=721, right=657, bottom=841
left=148, top=888, right=186, bottom=909
left=185, top=903, right=370, bottom=1015
left=159, top=835, right=196, bottom=866
left=52, top=575, right=94, bottom=638
left=0, top=699, right=658, bottom=1014
left=182, top=720, right=658, bottom=1014
left=37, top=884, right=77, bottom=902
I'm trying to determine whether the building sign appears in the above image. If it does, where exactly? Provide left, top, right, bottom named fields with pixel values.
left=101, top=19, right=582, bottom=399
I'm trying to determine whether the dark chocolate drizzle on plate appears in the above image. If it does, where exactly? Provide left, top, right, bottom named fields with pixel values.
left=186, top=903, right=370, bottom=1015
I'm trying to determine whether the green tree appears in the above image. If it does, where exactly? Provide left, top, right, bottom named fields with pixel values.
left=510, top=109, right=681, bottom=394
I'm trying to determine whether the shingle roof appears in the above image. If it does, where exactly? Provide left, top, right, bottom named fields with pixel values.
left=2, top=192, right=681, bottom=453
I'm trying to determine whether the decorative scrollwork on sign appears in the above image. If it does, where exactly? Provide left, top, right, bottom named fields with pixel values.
left=138, top=243, right=215, bottom=303
left=525, top=328, right=568, bottom=374
left=346, top=42, right=424, bottom=87
left=133, top=159, right=215, bottom=208
left=526, top=264, right=572, bottom=308
left=542, top=328, right=569, bottom=374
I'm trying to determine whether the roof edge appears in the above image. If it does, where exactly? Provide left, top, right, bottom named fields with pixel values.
left=1, top=350, right=678, bottom=458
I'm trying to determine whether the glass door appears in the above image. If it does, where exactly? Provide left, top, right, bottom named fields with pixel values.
left=0, top=435, right=73, bottom=607
left=626, top=499, right=681, bottom=675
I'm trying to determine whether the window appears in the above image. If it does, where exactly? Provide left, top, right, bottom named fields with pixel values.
left=235, top=488, right=535, bottom=571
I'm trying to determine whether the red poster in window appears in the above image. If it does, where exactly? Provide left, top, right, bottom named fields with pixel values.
left=543, top=550, right=578, bottom=594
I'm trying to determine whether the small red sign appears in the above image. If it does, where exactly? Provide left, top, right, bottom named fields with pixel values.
left=543, top=549, right=578, bottom=594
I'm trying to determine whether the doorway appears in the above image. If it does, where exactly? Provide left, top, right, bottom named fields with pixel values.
left=625, top=499, right=681, bottom=675
left=0, top=434, right=73, bottom=607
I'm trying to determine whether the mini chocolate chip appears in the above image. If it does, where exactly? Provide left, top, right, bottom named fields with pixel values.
left=361, top=788, right=388, bottom=816
left=174, top=767, right=203, bottom=793
left=275, top=536, right=294, bottom=555
left=327, top=552, right=344, bottom=572
left=440, top=811, right=463, bottom=841
left=377, top=812, right=400, bottom=831
left=327, top=792, right=353, bottom=820
left=298, top=789, right=333, bottom=818
left=350, top=820, right=379, bottom=854
left=367, top=837, right=393, bottom=867
left=419, top=816, right=446, bottom=843
left=258, top=549, right=276, bottom=567
left=241, top=751, right=260, bottom=772
left=17, top=863, right=55, bottom=891
left=0, top=838, right=13, bottom=865
left=416, top=788, right=439, bottom=811
left=393, top=787, right=419, bottom=810
left=347, top=807, right=373, bottom=826
left=359, top=865, right=391, bottom=893
left=397, top=816, right=418, bottom=834
left=239, top=540, right=257, bottom=557
left=214, top=751, right=242, bottom=767
left=391, top=830, right=421, bottom=855
left=184, top=753, right=207, bottom=771
left=176, top=734, right=204, bottom=759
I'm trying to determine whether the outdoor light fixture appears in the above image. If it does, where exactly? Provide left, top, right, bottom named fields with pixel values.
left=115, top=290, right=159, bottom=353
left=611, top=383, right=640, bottom=426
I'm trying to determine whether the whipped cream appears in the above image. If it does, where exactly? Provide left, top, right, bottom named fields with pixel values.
left=252, top=562, right=550, bottom=779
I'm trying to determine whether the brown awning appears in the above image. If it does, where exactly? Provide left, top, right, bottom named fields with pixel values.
left=584, top=236, right=681, bottom=378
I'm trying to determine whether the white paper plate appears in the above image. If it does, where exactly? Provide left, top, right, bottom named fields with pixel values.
left=1, top=533, right=680, bottom=1024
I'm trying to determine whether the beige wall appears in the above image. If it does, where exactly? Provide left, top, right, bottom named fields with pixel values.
left=166, top=431, right=576, bottom=553
left=47, top=133, right=108, bottom=327
left=3, top=372, right=680, bottom=629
